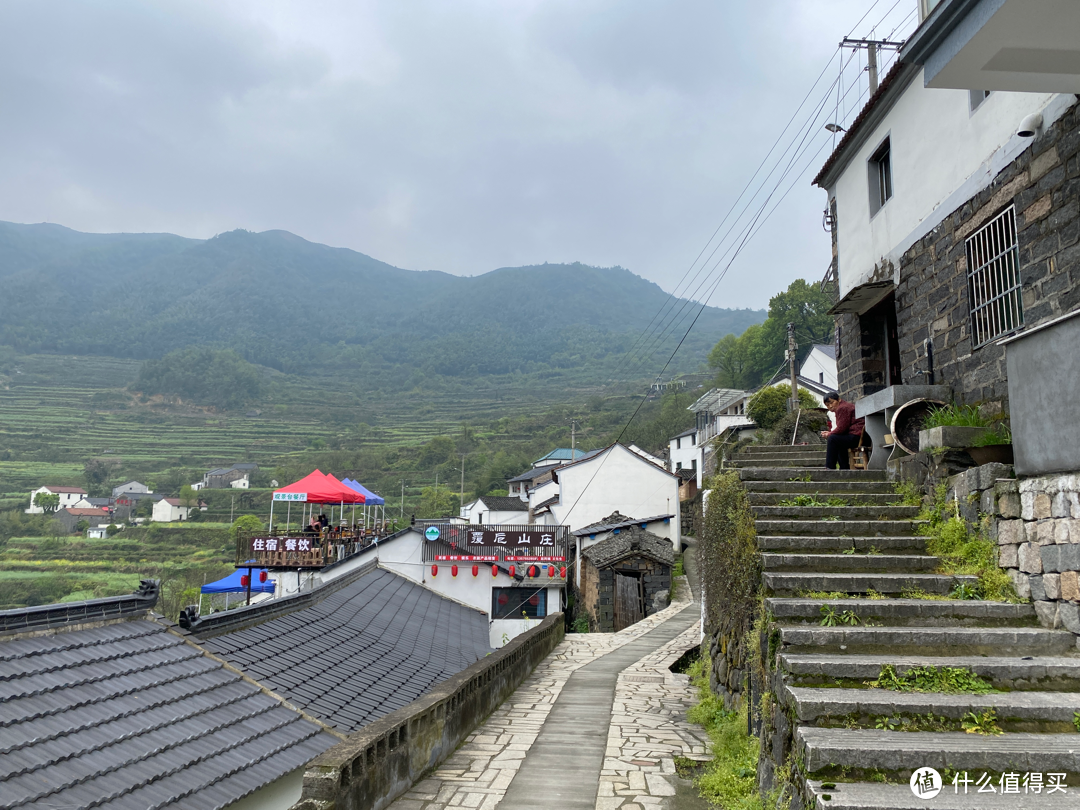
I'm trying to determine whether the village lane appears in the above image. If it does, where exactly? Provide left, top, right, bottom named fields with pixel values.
left=388, top=541, right=708, bottom=810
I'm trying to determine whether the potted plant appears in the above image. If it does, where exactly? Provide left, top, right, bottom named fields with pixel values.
left=917, top=404, right=1013, bottom=464
left=967, top=423, right=1014, bottom=466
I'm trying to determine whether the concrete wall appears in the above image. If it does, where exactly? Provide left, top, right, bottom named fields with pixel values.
left=831, top=70, right=1059, bottom=297
left=837, top=99, right=1080, bottom=409
left=290, top=613, right=565, bottom=810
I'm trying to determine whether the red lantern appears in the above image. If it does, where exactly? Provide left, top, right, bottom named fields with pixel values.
left=452, top=565, right=458, bottom=577
left=509, top=565, right=516, bottom=578
left=491, top=565, right=498, bottom=578
left=431, top=564, right=438, bottom=577
left=529, top=594, right=539, bottom=606
left=259, top=571, right=268, bottom=583
left=548, top=565, right=555, bottom=578
left=560, top=567, right=567, bottom=578
left=471, top=565, right=479, bottom=577
left=240, top=574, right=250, bottom=587
left=498, top=592, right=509, bottom=605
left=528, top=565, right=537, bottom=578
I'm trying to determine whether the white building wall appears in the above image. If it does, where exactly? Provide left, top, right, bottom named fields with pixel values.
left=151, top=501, right=186, bottom=522
left=668, top=433, right=700, bottom=479
left=800, top=348, right=838, bottom=391
left=833, top=76, right=1062, bottom=295
left=548, top=445, right=681, bottom=552
left=26, top=487, right=86, bottom=514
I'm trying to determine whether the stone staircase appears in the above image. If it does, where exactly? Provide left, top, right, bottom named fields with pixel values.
left=733, top=444, right=1080, bottom=809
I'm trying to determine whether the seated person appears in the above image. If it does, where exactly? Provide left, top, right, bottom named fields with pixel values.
left=306, top=517, right=320, bottom=536
left=820, top=391, right=866, bottom=470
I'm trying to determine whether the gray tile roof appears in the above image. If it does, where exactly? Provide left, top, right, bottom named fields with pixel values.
left=572, top=512, right=675, bottom=537
left=581, top=525, right=674, bottom=568
left=506, top=466, right=556, bottom=484
left=0, top=619, right=334, bottom=810
left=201, top=567, right=493, bottom=733
left=477, top=495, right=529, bottom=512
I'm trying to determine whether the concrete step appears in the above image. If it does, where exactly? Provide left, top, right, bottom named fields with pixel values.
left=762, top=553, right=940, bottom=573
left=733, top=452, right=827, bottom=462
left=758, top=535, right=925, bottom=554
left=739, top=468, right=888, bottom=482
left=805, top=779, right=1076, bottom=809
left=781, top=653, right=1080, bottom=691
left=740, top=444, right=827, bottom=454
left=752, top=505, right=922, bottom=520
left=730, top=458, right=825, bottom=468
left=767, top=598, right=1037, bottom=627
left=784, top=685, right=1080, bottom=724
left=741, top=481, right=898, bottom=495
left=779, top=625, right=1077, bottom=656
left=796, top=726, right=1080, bottom=774
left=756, top=519, right=927, bottom=537
left=749, top=492, right=902, bottom=506
left=765, top=572, right=973, bottom=597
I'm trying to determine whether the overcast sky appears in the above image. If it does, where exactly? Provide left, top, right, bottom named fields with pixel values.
left=0, top=1, right=918, bottom=309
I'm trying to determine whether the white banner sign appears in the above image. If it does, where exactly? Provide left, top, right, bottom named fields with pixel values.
left=273, top=493, right=308, bottom=502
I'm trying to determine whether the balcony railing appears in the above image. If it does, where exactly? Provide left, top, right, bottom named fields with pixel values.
left=235, top=529, right=382, bottom=569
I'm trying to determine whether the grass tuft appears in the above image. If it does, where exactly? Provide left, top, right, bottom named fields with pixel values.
left=868, top=664, right=995, bottom=694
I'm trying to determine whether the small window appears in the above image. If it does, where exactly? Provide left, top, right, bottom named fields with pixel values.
left=492, top=588, right=546, bottom=619
left=676, top=462, right=682, bottom=471
left=868, top=138, right=892, bottom=217
left=969, top=89, right=991, bottom=112
left=676, top=437, right=681, bottom=449
left=966, top=206, right=1023, bottom=347
left=691, top=459, right=697, bottom=471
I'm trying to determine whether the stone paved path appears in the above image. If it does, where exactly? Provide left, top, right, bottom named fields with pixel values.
left=388, top=576, right=706, bottom=810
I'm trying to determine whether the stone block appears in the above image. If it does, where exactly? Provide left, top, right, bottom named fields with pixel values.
left=1045, top=572, right=1062, bottom=600
left=1052, top=492, right=1071, bottom=518
left=922, top=426, right=990, bottom=451
left=1042, top=544, right=1080, bottom=573
left=1035, top=493, right=1053, bottom=519
left=1030, top=575, right=1046, bottom=602
left=1061, top=571, right=1080, bottom=602
left=1056, top=520, right=1072, bottom=545
left=998, top=544, right=1019, bottom=568
left=1026, top=521, right=1041, bottom=544
left=1059, top=602, right=1080, bottom=635
left=996, top=520, right=1024, bottom=546
left=1008, top=569, right=1031, bottom=600
left=1070, top=519, right=1080, bottom=543
left=1034, top=600, right=1061, bottom=629
left=1037, top=521, right=1056, bottom=546
left=998, top=492, right=1021, bottom=519
left=1022, top=492, right=1036, bottom=521
left=975, top=463, right=1014, bottom=490
left=1019, top=546, right=1045, bottom=578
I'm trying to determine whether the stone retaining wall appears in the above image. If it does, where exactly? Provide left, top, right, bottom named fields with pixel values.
left=290, top=612, right=565, bottom=810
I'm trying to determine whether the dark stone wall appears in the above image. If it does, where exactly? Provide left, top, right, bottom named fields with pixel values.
left=587, top=557, right=672, bottom=632
left=837, top=100, right=1080, bottom=412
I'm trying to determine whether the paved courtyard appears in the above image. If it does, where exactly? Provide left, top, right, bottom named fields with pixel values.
left=387, top=575, right=709, bottom=810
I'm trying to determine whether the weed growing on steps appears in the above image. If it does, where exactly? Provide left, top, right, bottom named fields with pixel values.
left=890, top=480, right=923, bottom=507
left=777, top=494, right=849, bottom=507
left=873, top=713, right=954, bottom=733
left=820, top=605, right=861, bottom=626
left=1074, top=711, right=1080, bottom=733
left=685, top=656, right=763, bottom=810
left=673, top=554, right=685, bottom=577
left=920, top=484, right=1018, bottom=602
left=962, top=708, right=1004, bottom=735
left=868, top=664, right=995, bottom=694
left=798, top=590, right=850, bottom=599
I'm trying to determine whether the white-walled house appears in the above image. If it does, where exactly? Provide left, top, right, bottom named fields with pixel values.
left=667, top=388, right=753, bottom=488
left=152, top=498, right=198, bottom=522
left=460, top=495, right=529, bottom=525
left=800, top=344, right=838, bottom=391
left=26, top=485, right=88, bottom=514
left=528, top=443, right=681, bottom=552
left=668, top=428, right=702, bottom=486
left=111, top=481, right=151, bottom=499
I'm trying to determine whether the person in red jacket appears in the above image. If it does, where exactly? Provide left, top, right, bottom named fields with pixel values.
left=820, top=392, right=866, bottom=470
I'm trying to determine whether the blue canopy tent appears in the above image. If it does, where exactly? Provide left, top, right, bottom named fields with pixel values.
left=342, top=479, right=386, bottom=532
left=200, top=568, right=275, bottom=613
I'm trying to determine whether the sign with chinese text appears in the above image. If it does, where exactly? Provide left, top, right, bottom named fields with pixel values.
left=273, top=492, right=308, bottom=502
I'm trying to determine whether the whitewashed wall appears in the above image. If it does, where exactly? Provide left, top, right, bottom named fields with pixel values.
left=832, top=73, right=1063, bottom=296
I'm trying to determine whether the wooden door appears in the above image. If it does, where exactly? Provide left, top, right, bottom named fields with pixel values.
left=614, top=572, right=644, bottom=631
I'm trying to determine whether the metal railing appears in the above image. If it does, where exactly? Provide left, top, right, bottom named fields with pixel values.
left=235, top=528, right=384, bottom=569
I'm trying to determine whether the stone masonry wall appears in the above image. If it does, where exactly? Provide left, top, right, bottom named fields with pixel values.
left=993, top=473, right=1080, bottom=641
left=837, top=99, right=1080, bottom=409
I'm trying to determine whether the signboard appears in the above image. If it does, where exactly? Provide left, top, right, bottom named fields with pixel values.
left=464, top=530, right=556, bottom=547
left=274, top=492, right=308, bottom=502
left=504, top=555, right=566, bottom=562
left=435, top=554, right=499, bottom=561
left=424, top=526, right=441, bottom=542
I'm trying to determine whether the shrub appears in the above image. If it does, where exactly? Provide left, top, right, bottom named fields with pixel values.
left=746, top=384, right=818, bottom=430
left=766, top=408, right=827, bottom=445
left=229, top=514, right=264, bottom=545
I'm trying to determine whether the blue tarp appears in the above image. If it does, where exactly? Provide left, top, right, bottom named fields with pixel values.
left=342, top=479, right=385, bottom=505
left=201, top=568, right=275, bottom=594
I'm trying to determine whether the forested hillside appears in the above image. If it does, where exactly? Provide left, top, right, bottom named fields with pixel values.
left=0, top=222, right=764, bottom=392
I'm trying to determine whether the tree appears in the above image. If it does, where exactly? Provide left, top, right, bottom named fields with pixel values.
left=230, top=514, right=264, bottom=545
left=32, top=491, right=60, bottom=514
left=84, top=458, right=119, bottom=497
left=75, top=519, right=90, bottom=534
left=179, top=485, right=198, bottom=508
left=106, top=523, right=120, bottom=537
left=746, top=384, right=818, bottom=430
left=417, top=486, right=458, bottom=519
left=134, top=347, right=263, bottom=410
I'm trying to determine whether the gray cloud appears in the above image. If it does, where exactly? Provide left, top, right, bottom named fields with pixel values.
left=0, top=0, right=913, bottom=309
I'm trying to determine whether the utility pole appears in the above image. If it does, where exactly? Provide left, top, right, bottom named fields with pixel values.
left=459, top=455, right=465, bottom=511
left=230, top=495, right=235, bottom=524
left=840, top=38, right=904, bottom=96
left=570, top=419, right=578, bottom=460
left=787, top=322, right=799, bottom=413
left=400, top=480, right=406, bottom=520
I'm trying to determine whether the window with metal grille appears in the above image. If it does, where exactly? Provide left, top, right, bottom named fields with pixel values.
left=966, top=206, right=1024, bottom=347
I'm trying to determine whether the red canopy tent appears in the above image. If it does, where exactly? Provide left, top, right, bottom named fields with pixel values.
left=270, top=470, right=365, bottom=532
